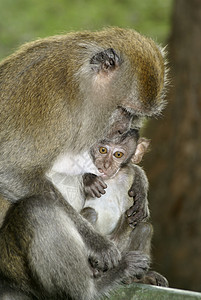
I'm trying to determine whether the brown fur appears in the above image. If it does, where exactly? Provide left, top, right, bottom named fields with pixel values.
left=0, top=197, right=11, bottom=227
left=0, top=28, right=166, bottom=176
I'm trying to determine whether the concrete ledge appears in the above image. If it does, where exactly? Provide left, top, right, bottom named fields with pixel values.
left=107, top=283, right=201, bottom=299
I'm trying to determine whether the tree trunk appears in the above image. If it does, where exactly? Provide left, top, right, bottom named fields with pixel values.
left=143, top=0, right=201, bottom=291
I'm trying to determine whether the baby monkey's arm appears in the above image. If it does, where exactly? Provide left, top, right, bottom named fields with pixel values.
left=127, top=138, right=150, bottom=226
left=126, top=164, right=150, bottom=226
left=83, top=173, right=107, bottom=198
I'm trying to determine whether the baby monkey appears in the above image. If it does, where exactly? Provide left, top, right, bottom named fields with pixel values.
left=81, top=130, right=168, bottom=286
left=82, top=129, right=149, bottom=234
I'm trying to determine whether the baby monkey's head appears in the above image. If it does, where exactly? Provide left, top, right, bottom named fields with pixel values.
left=90, top=130, right=149, bottom=179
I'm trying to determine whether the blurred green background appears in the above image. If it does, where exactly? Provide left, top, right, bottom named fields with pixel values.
left=0, top=0, right=173, bottom=60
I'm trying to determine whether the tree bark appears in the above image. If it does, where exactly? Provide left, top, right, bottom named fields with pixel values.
left=143, top=0, right=201, bottom=291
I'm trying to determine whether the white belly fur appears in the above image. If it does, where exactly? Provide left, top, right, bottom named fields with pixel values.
left=48, top=151, right=101, bottom=176
left=47, top=152, right=134, bottom=236
left=47, top=151, right=101, bottom=211
left=84, top=166, right=134, bottom=235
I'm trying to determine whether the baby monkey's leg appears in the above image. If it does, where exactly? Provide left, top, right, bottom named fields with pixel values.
left=110, top=217, right=168, bottom=287
left=81, top=207, right=98, bottom=226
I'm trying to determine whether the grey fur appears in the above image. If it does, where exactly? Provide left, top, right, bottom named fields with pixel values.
left=0, top=28, right=167, bottom=298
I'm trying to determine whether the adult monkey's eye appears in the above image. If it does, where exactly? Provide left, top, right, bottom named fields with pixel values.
left=99, top=147, right=107, bottom=154
left=114, top=151, right=124, bottom=158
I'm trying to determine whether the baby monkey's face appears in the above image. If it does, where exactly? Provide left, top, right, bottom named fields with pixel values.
left=91, top=136, right=137, bottom=179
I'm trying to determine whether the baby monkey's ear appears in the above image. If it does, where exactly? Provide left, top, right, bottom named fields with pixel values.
left=90, top=48, right=121, bottom=73
left=131, top=138, right=150, bottom=164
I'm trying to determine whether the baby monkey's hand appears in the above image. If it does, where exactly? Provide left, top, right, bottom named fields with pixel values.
left=83, top=173, right=107, bottom=198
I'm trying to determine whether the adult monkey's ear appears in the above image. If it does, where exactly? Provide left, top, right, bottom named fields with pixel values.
left=90, top=48, right=121, bottom=73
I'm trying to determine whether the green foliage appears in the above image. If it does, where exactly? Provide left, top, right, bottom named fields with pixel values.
left=0, top=0, right=173, bottom=60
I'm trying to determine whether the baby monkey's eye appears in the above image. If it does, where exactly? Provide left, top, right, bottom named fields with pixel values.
left=99, top=147, right=107, bottom=154
left=114, top=151, right=124, bottom=158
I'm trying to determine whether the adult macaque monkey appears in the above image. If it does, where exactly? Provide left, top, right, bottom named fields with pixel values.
left=0, top=27, right=167, bottom=299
